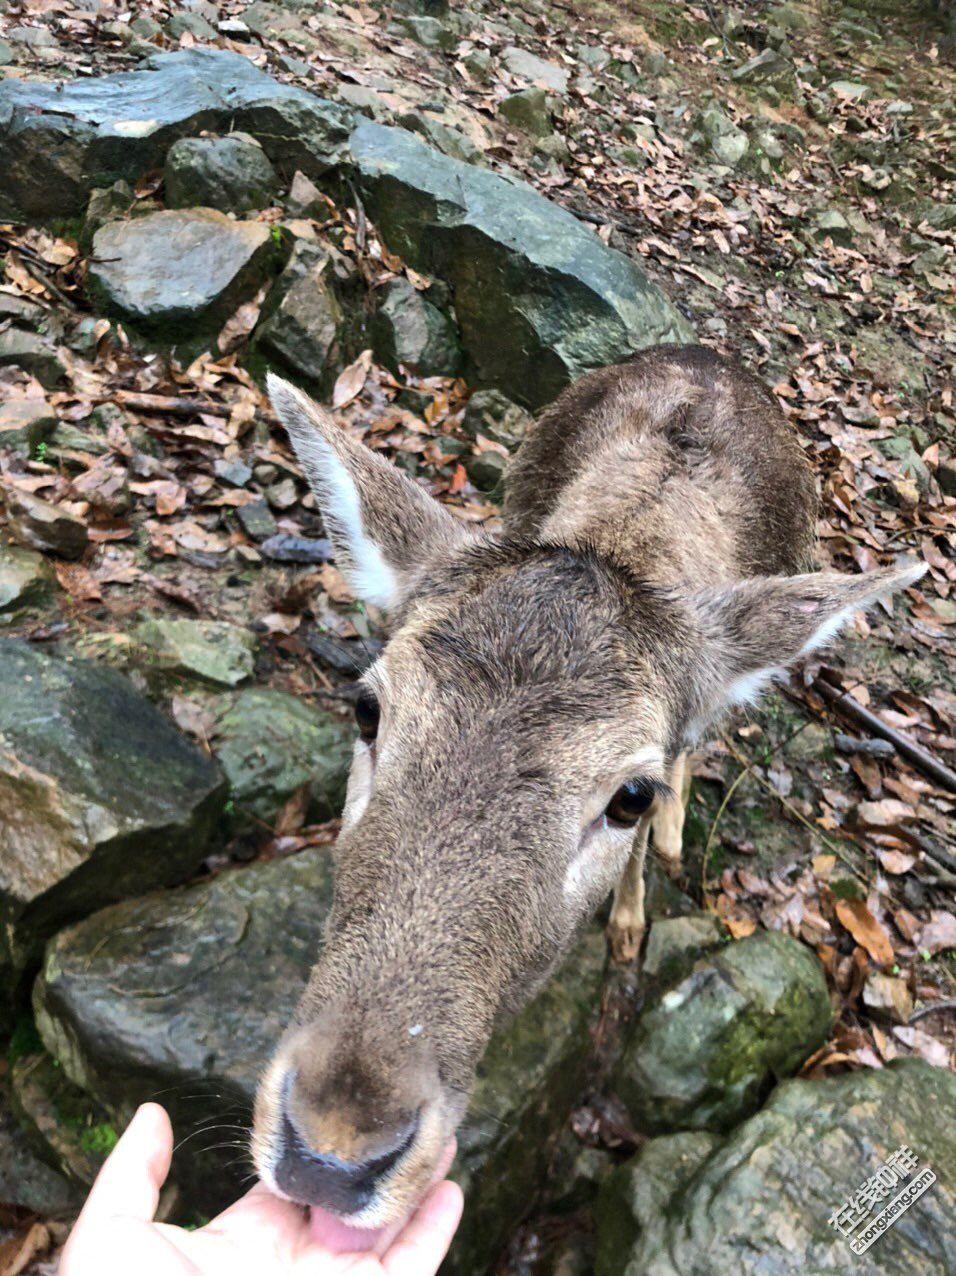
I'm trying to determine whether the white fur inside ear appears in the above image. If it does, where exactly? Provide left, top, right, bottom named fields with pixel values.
left=292, top=427, right=398, bottom=610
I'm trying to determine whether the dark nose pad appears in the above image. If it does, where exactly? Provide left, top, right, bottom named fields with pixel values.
left=274, top=1087, right=419, bottom=1214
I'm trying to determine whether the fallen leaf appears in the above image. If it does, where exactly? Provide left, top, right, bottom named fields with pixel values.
left=834, top=898, right=894, bottom=966
left=914, top=910, right=956, bottom=955
left=332, top=349, right=372, bottom=408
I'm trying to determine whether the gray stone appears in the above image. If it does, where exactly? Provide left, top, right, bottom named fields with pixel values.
left=134, top=617, right=257, bottom=687
left=731, top=47, right=798, bottom=97
left=33, top=847, right=605, bottom=1250
left=811, top=208, right=853, bottom=245
left=500, top=86, right=552, bottom=138
left=398, top=14, right=456, bottom=49
left=211, top=686, right=351, bottom=828
left=461, top=388, right=532, bottom=448
left=88, top=209, right=279, bottom=342
left=165, top=9, right=218, bottom=40
left=501, top=45, right=569, bottom=93
left=80, top=180, right=136, bottom=251
left=641, top=912, right=726, bottom=980
left=0, top=328, right=65, bottom=389
left=0, top=40, right=14, bottom=67
left=372, top=276, right=460, bottom=376
left=613, top=930, right=831, bottom=1135
left=349, top=120, right=692, bottom=408
left=0, top=1088, right=84, bottom=1219
left=830, top=78, right=871, bottom=100
left=0, top=49, right=352, bottom=221
left=0, top=542, right=55, bottom=613
left=286, top=169, right=326, bottom=217
left=256, top=241, right=343, bottom=382
left=697, top=108, right=748, bottom=166
left=595, top=1060, right=955, bottom=1276
left=921, top=202, right=956, bottom=230
left=0, top=639, right=225, bottom=1024
left=3, top=487, right=89, bottom=560
left=165, top=135, right=279, bottom=213
left=465, top=449, right=507, bottom=492
left=0, top=397, right=58, bottom=455
left=395, top=111, right=483, bottom=164
left=236, top=498, right=278, bottom=540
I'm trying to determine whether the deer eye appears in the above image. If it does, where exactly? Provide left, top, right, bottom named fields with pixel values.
left=606, top=779, right=656, bottom=827
left=355, top=690, right=380, bottom=741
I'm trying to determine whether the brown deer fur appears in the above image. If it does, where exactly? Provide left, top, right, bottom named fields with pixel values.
left=253, top=345, right=923, bottom=1226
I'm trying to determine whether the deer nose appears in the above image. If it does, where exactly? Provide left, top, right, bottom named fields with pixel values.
left=274, top=1092, right=419, bottom=1214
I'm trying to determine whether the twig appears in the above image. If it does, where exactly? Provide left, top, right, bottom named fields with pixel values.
left=811, top=675, right=956, bottom=794
left=700, top=764, right=748, bottom=903
left=112, top=391, right=233, bottom=419
left=909, top=999, right=956, bottom=1024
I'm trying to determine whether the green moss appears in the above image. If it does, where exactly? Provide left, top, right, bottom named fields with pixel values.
left=78, top=1122, right=119, bottom=1156
left=7, top=1013, right=43, bottom=1065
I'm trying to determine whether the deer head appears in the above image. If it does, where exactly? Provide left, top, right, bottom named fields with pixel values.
left=252, top=373, right=922, bottom=1226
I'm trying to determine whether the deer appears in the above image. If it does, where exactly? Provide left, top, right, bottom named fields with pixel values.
left=252, top=344, right=923, bottom=1229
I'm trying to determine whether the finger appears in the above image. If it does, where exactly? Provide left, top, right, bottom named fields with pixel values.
left=78, top=1103, right=173, bottom=1226
left=381, top=1180, right=464, bottom=1276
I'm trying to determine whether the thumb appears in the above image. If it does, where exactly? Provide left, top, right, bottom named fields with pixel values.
left=78, top=1103, right=173, bottom=1226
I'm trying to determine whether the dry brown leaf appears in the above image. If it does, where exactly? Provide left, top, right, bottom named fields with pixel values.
left=834, top=898, right=894, bottom=966
left=53, top=562, right=102, bottom=602
left=914, top=910, right=956, bottom=955
left=332, top=349, right=372, bottom=408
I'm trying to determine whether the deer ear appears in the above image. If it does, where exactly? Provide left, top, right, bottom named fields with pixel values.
left=268, top=374, right=474, bottom=611
left=689, top=564, right=926, bottom=726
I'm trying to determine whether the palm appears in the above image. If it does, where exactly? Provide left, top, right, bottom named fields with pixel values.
left=60, top=1105, right=462, bottom=1276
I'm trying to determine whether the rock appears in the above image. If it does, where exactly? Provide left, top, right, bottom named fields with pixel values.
left=33, top=847, right=605, bottom=1243
left=259, top=534, right=333, bottom=563
left=500, top=87, right=552, bottom=137
left=0, top=40, right=13, bottom=67
left=134, top=617, right=257, bottom=687
left=461, top=389, right=533, bottom=448
left=0, top=639, right=225, bottom=1025
left=398, top=14, right=456, bottom=49
left=697, top=108, right=748, bottom=166
left=165, top=135, right=279, bottom=213
left=830, top=79, right=871, bottom=100
left=731, top=48, right=798, bottom=97
left=166, top=9, right=218, bottom=40
left=10, top=1049, right=114, bottom=1195
left=862, top=972, right=913, bottom=1024
left=2, top=487, right=89, bottom=560
left=0, top=49, right=352, bottom=222
left=372, top=276, right=461, bottom=376
left=445, top=927, right=606, bottom=1275
left=613, top=930, right=831, bottom=1134
left=0, top=328, right=65, bottom=389
left=395, top=111, right=484, bottom=164
left=921, top=202, right=956, bottom=231
left=256, top=241, right=343, bottom=383
left=350, top=120, right=692, bottom=408
left=641, top=912, right=726, bottom=980
left=0, top=542, right=55, bottom=614
left=211, top=687, right=351, bottom=828
left=264, top=477, right=298, bottom=510
left=0, top=397, right=58, bottom=455
left=80, top=180, right=136, bottom=250
left=213, top=458, right=252, bottom=488
left=465, top=449, right=507, bottom=492
left=286, top=169, right=326, bottom=217
left=236, top=499, right=278, bottom=541
left=595, top=1060, right=955, bottom=1276
left=501, top=45, right=569, bottom=93
left=0, top=1088, right=84, bottom=1220
left=811, top=207, right=853, bottom=245
left=88, top=209, right=279, bottom=344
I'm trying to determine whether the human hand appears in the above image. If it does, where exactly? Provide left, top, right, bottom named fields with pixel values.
left=59, top=1103, right=463, bottom=1276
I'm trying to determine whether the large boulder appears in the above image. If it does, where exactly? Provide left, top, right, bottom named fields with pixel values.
left=0, top=542, right=55, bottom=614
left=0, top=1089, right=85, bottom=1221
left=595, top=1060, right=955, bottom=1275
left=349, top=119, right=693, bottom=408
left=0, top=49, right=352, bottom=222
left=87, top=210, right=280, bottom=343
left=0, top=639, right=226, bottom=1025
left=33, top=846, right=606, bottom=1266
left=613, top=930, right=831, bottom=1134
